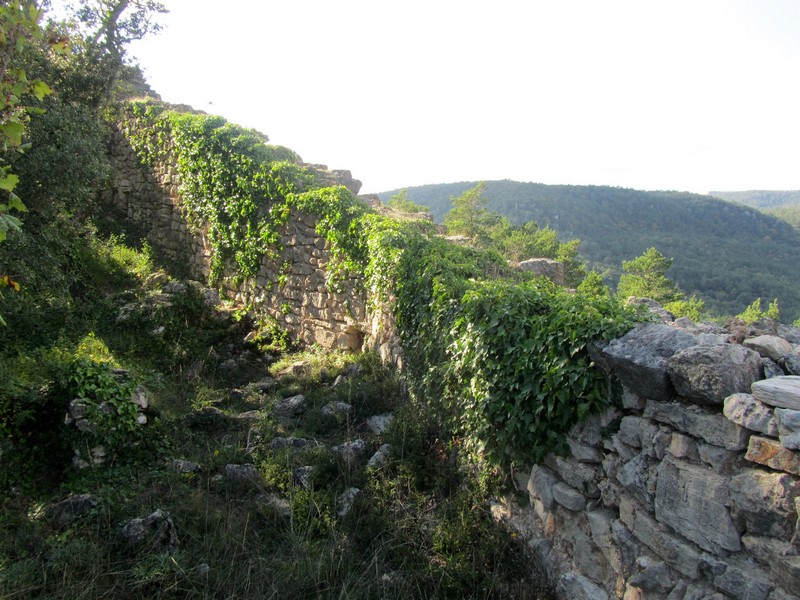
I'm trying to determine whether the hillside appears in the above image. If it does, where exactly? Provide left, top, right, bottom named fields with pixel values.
left=377, top=181, right=800, bottom=321
left=709, top=190, right=800, bottom=209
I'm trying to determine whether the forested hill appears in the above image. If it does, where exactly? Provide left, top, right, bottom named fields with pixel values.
left=377, top=181, right=800, bottom=321
left=709, top=190, right=800, bottom=209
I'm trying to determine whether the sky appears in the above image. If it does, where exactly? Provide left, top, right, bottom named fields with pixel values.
left=55, top=0, right=800, bottom=195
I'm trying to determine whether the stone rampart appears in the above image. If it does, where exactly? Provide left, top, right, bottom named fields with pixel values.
left=500, top=315, right=800, bottom=600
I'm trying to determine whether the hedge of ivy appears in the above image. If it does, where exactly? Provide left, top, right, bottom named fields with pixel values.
left=121, top=100, right=640, bottom=465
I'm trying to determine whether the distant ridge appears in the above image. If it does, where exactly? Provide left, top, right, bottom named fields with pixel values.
left=378, top=180, right=800, bottom=321
left=709, top=190, right=800, bottom=209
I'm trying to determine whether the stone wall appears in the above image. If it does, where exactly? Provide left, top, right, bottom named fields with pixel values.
left=107, top=126, right=384, bottom=353
left=499, top=316, right=800, bottom=600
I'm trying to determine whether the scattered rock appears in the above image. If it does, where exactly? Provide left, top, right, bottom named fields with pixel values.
left=666, top=344, right=762, bottom=405
left=170, top=459, right=201, bottom=473
left=121, top=509, right=179, bottom=554
left=744, top=335, right=795, bottom=361
left=255, top=493, right=292, bottom=518
left=775, top=408, right=800, bottom=450
left=366, top=413, right=394, bottom=435
left=320, top=401, right=353, bottom=422
left=333, top=439, right=369, bottom=467
left=222, top=463, right=263, bottom=488
left=266, top=437, right=321, bottom=451
left=45, top=494, right=99, bottom=528
left=723, top=393, right=779, bottom=436
left=294, top=466, right=315, bottom=490
left=367, top=444, right=392, bottom=470
left=273, top=394, right=307, bottom=418
left=336, top=487, right=361, bottom=519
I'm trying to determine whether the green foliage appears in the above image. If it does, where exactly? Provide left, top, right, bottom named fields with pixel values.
left=379, top=181, right=800, bottom=322
left=736, top=297, right=780, bottom=324
left=664, top=295, right=705, bottom=321
left=617, top=247, right=683, bottom=304
left=387, top=188, right=430, bottom=213
left=577, top=270, right=608, bottom=297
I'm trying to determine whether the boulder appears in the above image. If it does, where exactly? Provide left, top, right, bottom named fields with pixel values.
left=222, top=463, right=263, bottom=488
left=336, top=487, right=361, bottom=519
left=45, top=494, right=99, bottom=528
left=729, top=469, right=800, bottom=540
left=744, top=335, right=794, bottom=361
left=666, top=344, right=762, bottom=405
left=594, top=323, right=697, bottom=402
left=121, top=509, right=179, bottom=554
left=273, top=394, right=306, bottom=418
left=723, top=393, right=779, bottom=436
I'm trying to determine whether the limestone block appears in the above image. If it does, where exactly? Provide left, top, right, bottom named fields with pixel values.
left=544, top=455, right=601, bottom=498
left=571, top=406, right=622, bottom=447
left=630, top=506, right=702, bottom=579
left=654, top=457, right=740, bottom=553
left=594, top=323, right=698, bottom=402
left=644, top=399, right=750, bottom=451
left=588, top=509, right=626, bottom=576
left=741, top=535, right=800, bottom=593
left=667, top=343, right=762, bottom=405
left=745, top=436, right=800, bottom=475
left=528, top=464, right=560, bottom=510
left=781, top=352, right=800, bottom=376
left=611, top=520, right=643, bottom=579
left=696, top=442, right=741, bottom=474
left=628, top=557, right=674, bottom=594
left=557, top=572, right=609, bottom=600
left=763, top=358, right=786, bottom=379
left=744, top=335, right=794, bottom=361
left=775, top=408, right=800, bottom=450
left=751, top=376, right=800, bottom=410
left=568, top=437, right=605, bottom=463
left=667, top=433, right=698, bottom=460
left=617, top=416, right=659, bottom=453
left=723, top=393, right=779, bottom=436
left=617, top=453, right=652, bottom=506
left=729, top=468, right=800, bottom=540
left=699, top=553, right=774, bottom=600
left=622, top=388, right=647, bottom=411
left=553, top=482, right=587, bottom=511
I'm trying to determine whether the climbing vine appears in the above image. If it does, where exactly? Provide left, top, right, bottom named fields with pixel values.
left=120, top=99, right=641, bottom=466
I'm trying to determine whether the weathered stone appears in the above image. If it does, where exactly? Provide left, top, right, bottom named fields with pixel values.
left=170, top=459, right=201, bottom=473
left=777, top=324, right=800, bottom=344
left=553, top=482, right=587, bottom=511
left=556, top=572, right=609, bottom=600
left=272, top=394, right=306, bottom=418
left=568, top=438, right=605, bottom=463
left=729, top=469, right=800, bottom=540
left=571, top=406, right=622, bottom=447
left=517, top=258, right=567, bottom=286
left=627, top=297, right=674, bottom=323
left=763, top=358, right=786, bottom=379
left=320, top=401, right=353, bottom=422
left=667, top=433, right=698, bottom=460
left=367, top=444, right=391, bottom=470
left=587, top=510, right=625, bottom=576
left=654, top=457, right=740, bottom=553
left=628, top=557, right=674, bottom=594
left=775, top=408, right=800, bottom=450
left=294, top=466, right=315, bottom=490
left=622, top=388, right=647, bottom=411
left=630, top=507, right=702, bottom=579
left=527, top=464, right=560, bottom=510
left=366, top=413, right=394, bottom=435
left=751, top=376, right=800, bottom=410
left=741, top=535, right=800, bottom=593
left=332, top=439, right=369, bottom=466
left=594, top=324, right=698, bottom=402
left=121, top=509, right=179, bottom=554
left=223, top=463, right=263, bottom=488
left=644, top=399, right=750, bottom=450
left=723, top=393, right=779, bottom=436
left=745, top=436, right=800, bottom=475
left=667, top=344, right=762, bottom=405
left=781, top=352, right=800, bottom=376
left=744, top=335, right=794, bottom=361
left=617, top=453, right=652, bottom=506
left=697, top=442, right=741, bottom=474
left=700, top=553, right=773, bottom=600
left=617, top=416, right=659, bottom=453
left=562, top=513, right=612, bottom=584
left=255, top=493, right=292, bottom=518
left=45, top=494, right=99, bottom=528
left=336, top=487, right=361, bottom=519
left=544, top=455, right=601, bottom=498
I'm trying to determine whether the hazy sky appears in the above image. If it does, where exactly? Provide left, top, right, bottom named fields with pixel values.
left=65, top=1, right=800, bottom=194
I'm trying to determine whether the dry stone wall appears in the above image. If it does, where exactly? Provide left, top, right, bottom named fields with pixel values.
left=107, top=126, right=382, bottom=353
left=500, top=316, right=800, bottom=600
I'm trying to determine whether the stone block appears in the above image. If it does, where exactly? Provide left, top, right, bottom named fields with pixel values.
left=617, top=453, right=652, bottom=506
left=745, top=436, right=800, bottom=475
left=752, top=376, right=800, bottom=410
left=775, top=408, right=800, bottom=450
left=544, top=455, right=601, bottom=498
left=644, top=400, right=750, bottom=450
left=630, top=506, right=702, bottom=579
left=700, top=553, right=774, bottom=600
left=568, top=437, right=605, bottom=463
left=654, top=457, right=740, bottom=553
left=528, top=464, right=560, bottom=510
left=730, top=468, right=800, bottom=540
left=741, top=535, right=800, bottom=593
left=697, top=442, right=741, bottom=474
left=667, top=343, right=762, bottom=405
left=744, top=335, right=794, bottom=361
left=617, top=416, right=659, bottom=452
left=553, top=482, right=587, bottom=511
left=723, top=393, right=779, bottom=436
left=557, top=572, right=609, bottom=600
left=668, top=433, right=698, bottom=460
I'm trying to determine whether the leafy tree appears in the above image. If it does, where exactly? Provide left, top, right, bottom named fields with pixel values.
left=617, top=247, right=683, bottom=304
left=736, top=298, right=780, bottom=324
left=443, top=182, right=504, bottom=246
left=388, top=189, right=430, bottom=213
left=577, top=270, right=608, bottom=297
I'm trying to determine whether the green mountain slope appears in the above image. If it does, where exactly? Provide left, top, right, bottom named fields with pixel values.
left=710, top=190, right=800, bottom=209
left=378, top=181, right=800, bottom=321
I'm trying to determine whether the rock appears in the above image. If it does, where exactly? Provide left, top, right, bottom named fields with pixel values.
left=556, top=572, right=609, bottom=600
left=627, top=297, right=674, bottom=323
left=644, top=399, right=750, bottom=450
left=723, top=393, right=779, bottom=436
left=366, top=413, right=394, bottom=435
left=667, top=433, right=698, bottom=460
left=367, top=444, right=391, bottom=470
left=741, top=535, right=800, bottom=593
left=751, top=376, right=800, bottom=410
left=252, top=377, right=276, bottom=391
left=517, top=258, right=567, bottom=286
left=654, top=457, right=740, bottom=553
left=729, top=469, right=800, bottom=540
left=131, top=386, right=149, bottom=409
left=170, top=459, right=201, bottom=473
left=161, top=280, right=187, bottom=295
left=697, top=443, right=741, bottom=474
left=255, top=493, right=292, bottom=518
left=667, top=344, right=762, bottom=405
left=567, top=438, right=605, bottom=463
left=700, top=553, right=774, bottom=600
left=629, top=506, right=702, bottom=579
left=781, top=352, right=800, bottom=376
left=266, top=437, right=321, bottom=451
left=616, top=453, right=652, bottom=507
left=45, top=494, right=99, bottom=527
left=775, top=408, right=800, bottom=449
left=273, top=394, right=306, bottom=418
left=745, top=436, right=800, bottom=475
left=544, top=455, right=602, bottom=498
left=744, top=335, right=794, bottom=361
left=222, top=463, right=263, bottom=488
left=777, top=324, right=800, bottom=344
left=594, top=324, right=697, bottom=402
left=528, top=464, right=560, bottom=510
left=320, top=401, right=353, bottom=422
left=336, top=487, right=361, bottom=519
left=628, top=557, right=674, bottom=594
left=121, top=509, right=179, bottom=554
left=763, top=358, right=786, bottom=379
left=553, top=482, right=587, bottom=511
left=294, top=466, right=315, bottom=490
left=332, top=439, right=369, bottom=467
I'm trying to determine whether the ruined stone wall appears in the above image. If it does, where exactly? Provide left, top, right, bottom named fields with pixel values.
left=500, top=318, right=800, bottom=600
left=107, top=127, right=378, bottom=352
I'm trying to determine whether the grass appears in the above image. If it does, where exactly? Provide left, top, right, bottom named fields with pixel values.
left=0, top=232, right=554, bottom=600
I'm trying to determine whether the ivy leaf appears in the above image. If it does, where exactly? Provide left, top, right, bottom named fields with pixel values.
left=0, top=173, right=19, bottom=191
left=8, top=192, right=26, bottom=212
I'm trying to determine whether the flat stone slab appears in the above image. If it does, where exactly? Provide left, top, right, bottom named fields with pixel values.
left=723, top=393, right=778, bottom=436
left=745, top=436, right=800, bottom=475
left=553, top=482, right=587, bottom=511
left=644, top=400, right=750, bottom=451
left=743, top=335, right=794, bottom=361
left=751, top=376, right=800, bottom=410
